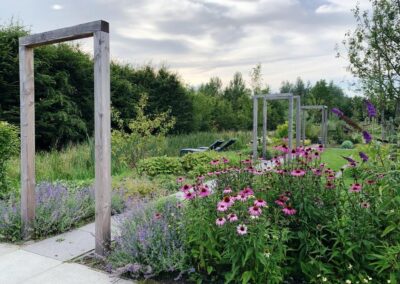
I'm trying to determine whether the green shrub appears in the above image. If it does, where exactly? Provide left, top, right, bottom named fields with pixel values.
left=341, top=140, right=354, bottom=149
left=275, top=122, right=288, bottom=138
left=137, top=156, right=183, bottom=176
left=0, top=121, right=19, bottom=197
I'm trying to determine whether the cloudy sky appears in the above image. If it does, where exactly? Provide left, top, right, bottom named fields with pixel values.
left=0, top=0, right=371, bottom=93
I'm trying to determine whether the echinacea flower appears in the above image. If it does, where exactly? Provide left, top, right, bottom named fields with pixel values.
left=365, top=179, right=375, bottom=185
left=349, top=183, right=362, bottom=193
left=332, top=108, right=344, bottom=117
left=291, top=169, right=306, bottom=177
left=312, top=168, right=322, bottom=176
left=216, top=217, right=226, bottom=226
left=360, top=201, right=370, bottom=209
left=359, top=152, right=369, bottom=162
left=222, top=157, right=229, bottom=164
left=221, top=196, right=235, bottom=207
left=180, top=184, right=192, bottom=192
left=254, top=199, right=267, bottom=207
left=237, top=224, right=248, bottom=235
left=176, top=177, right=185, bottom=183
left=275, top=199, right=286, bottom=207
left=282, top=205, right=297, bottom=216
left=236, top=193, right=247, bottom=202
left=241, top=187, right=254, bottom=197
left=154, top=213, right=162, bottom=220
left=364, top=100, right=376, bottom=117
left=227, top=213, right=238, bottom=222
left=184, top=191, right=196, bottom=200
left=223, top=187, right=232, bottom=194
left=325, top=181, right=335, bottom=189
left=362, top=131, right=372, bottom=143
left=248, top=205, right=262, bottom=216
left=217, top=202, right=228, bottom=212
left=210, top=159, right=220, bottom=166
left=198, top=186, right=211, bottom=197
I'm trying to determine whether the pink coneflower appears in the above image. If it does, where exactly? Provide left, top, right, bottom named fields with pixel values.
left=242, top=159, right=252, bottom=164
left=313, top=152, right=320, bottom=159
left=320, top=163, right=326, bottom=168
left=237, top=224, right=248, bottom=235
left=236, top=193, right=247, bottom=202
left=221, top=196, right=235, bottom=207
left=216, top=217, right=226, bottom=226
left=327, top=174, right=335, bottom=180
left=349, top=183, right=362, bottom=193
left=360, top=201, right=370, bottom=209
left=176, top=177, right=185, bottom=183
left=241, top=187, right=254, bottom=197
left=217, top=202, right=228, bottom=212
left=207, top=172, right=214, bottom=176
left=181, top=184, right=192, bottom=192
left=197, top=175, right=205, bottom=182
left=198, top=186, right=211, bottom=197
left=275, top=169, right=285, bottom=175
left=214, top=171, right=221, bottom=175
left=184, top=191, right=196, bottom=200
left=291, top=169, right=306, bottom=177
left=223, top=187, right=232, bottom=194
left=325, top=181, right=335, bottom=189
left=154, top=213, right=162, bottom=220
left=248, top=205, right=262, bottom=216
left=282, top=205, right=297, bottom=216
left=227, top=213, right=238, bottom=222
left=366, top=179, right=376, bottom=185
left=377, top=174, right=385, bottom=179
left=317, top=144, right=324, bottom=152
left=210, top=159, right=220, bottom=166
left=222, top=157, right=229, bottom=164
left=312, top=168, right=322, bottom=176
left=254, top=199, right=267, bottom=207
left=275, top=199, right=286, bottom=207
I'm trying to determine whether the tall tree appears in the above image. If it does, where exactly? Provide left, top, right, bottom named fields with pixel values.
left=342, top=0, right=400, bottom=118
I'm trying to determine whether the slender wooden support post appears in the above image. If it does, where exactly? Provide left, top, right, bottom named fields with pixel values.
left=20, top=45, right=35, bottom=239
left=288, top=97, right=293, bottom=161
left=94, top=30, right=111, bottom=256
left=324, top=108, right=328, bottom=146
left=302, top=110, right=306, bottom=146
left=262, top=97, right=267, bottom=159
left=295, top=97, right=301, bottom=148
left=252, top=96, right=258, bottom=162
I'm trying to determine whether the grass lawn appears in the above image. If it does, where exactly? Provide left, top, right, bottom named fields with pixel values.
left=321, top=147, right=358, bottom=171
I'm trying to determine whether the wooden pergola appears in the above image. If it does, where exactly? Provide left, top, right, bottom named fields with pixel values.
left=252, top=93, right=301, bottom=161
left=19, top=20, right=111, bottom=256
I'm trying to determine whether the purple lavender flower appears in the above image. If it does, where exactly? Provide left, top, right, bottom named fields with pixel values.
left=364, top=100, right=377, bottom=117
left=331, top=108, right=344, bottom=117
left=359, top=152, right=369, bottom=162
left=362, top=131, right=372, bottom=143
left=342, top=156, right=356, bottom=164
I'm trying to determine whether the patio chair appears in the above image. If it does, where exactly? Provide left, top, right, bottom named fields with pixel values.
left=179, top=139, right=224, bottom=156
left=215, top=138, right=237, bottom=152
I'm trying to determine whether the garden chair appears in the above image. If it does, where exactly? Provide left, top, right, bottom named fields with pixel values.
left=179, top=139, right=224, bottom=155
left=215, top=138, right=237, bottom=152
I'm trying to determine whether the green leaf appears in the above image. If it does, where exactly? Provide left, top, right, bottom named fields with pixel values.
left=241, top=271, right=253, bottom=284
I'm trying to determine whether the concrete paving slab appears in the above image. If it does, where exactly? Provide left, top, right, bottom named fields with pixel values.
left=22, top=229, right=95, bottom=261
left=24, top=263, right=134, bottom=284
left=0, top=250, right=61, bottom=284
left=0, top=243, right=19, bottom=256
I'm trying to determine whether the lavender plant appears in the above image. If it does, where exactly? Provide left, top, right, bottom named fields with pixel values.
left=108, top=197, right=189, bottom=280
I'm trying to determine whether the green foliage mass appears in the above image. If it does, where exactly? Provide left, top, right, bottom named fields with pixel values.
left=0, top=121, right=18, bottom=197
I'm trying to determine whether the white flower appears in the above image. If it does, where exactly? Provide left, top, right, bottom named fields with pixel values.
left=317, top=274, right=321, bottom=278
left=348, top=264, right=353, bottom=270
left=322, top=277, right=327, bottom=282
left=264, top=252, right=271, bottom=258
left=363, top=279, right=368, bottom=283
left=387, top=280, right=391, bottom=284
left=367, top=276, right=372, bottom=281
left=346, top=280, right=352, bottom=284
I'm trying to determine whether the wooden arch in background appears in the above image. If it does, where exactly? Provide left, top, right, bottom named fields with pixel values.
left=19, top=20, right=111, bottom=255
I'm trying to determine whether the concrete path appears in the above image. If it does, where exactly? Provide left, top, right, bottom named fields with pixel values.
left=0, top=216, right=134, bottom=284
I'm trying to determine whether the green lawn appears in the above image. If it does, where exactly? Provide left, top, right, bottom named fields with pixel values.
left=321, top=147, right=358, bottom=171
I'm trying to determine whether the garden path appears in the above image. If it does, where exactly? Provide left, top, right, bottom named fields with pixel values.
left=0, top=215, right=135, bottom=283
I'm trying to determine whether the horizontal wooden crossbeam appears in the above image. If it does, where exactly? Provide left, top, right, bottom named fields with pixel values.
left=19, top=20, right=109, bottom=47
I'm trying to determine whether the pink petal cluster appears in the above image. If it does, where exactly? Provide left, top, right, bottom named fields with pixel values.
left=349, top=183, right=362, bottom=193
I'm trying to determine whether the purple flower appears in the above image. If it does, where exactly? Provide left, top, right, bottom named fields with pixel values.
left=362, top=131, right=372, bottom=143
left=342, top=156, right=357, bottom=166
left=359, top=152, right=369, bottom=162
left=331, top=108, right=344, bottom=117
left=364, top=100, right=376, bottom=117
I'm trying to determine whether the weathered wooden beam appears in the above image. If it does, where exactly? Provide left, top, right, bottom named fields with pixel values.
left=252, top=96, right=258, bottom=162
left=288, top=96, right=293, bottom=161
left=301, top=105, right=327, bottom=110
left=20, top=46, right=35, bottom=239
left=296, top=97, right=301, bottom=148
left=262, top=97, right=267, bottom=159
left=19, top=20, right=109, bottom=47
left=94, top=30, right=111, bottom=256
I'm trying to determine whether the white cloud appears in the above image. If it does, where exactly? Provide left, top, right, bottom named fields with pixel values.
left=316, top=0, right=371, bottom=14
left=51, top=4, right=64, bottom=10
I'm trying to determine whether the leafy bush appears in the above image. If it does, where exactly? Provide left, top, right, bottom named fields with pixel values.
left=108, top=197, right=189, bottom=279
left=0, top=121, right=19, bottom=197
left=275, top=122, right=288, bottom=138
left=137, top=156, right=183, bottom=177
left=341, top=140, right=354, bottom=149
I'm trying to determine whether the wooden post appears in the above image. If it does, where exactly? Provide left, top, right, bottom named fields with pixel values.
left=295, top=97, right=301, bottom=148
left=252, top=96, right=258, bottom=162
left=302, top=109, right=306, bottom=146
left=20, top=45, right=35, bottom=239
left=94, top=30, right=111, bottom=255
left=288, top=97, right=293, bottom=161
left=262, top=97, right=267, bottom=159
